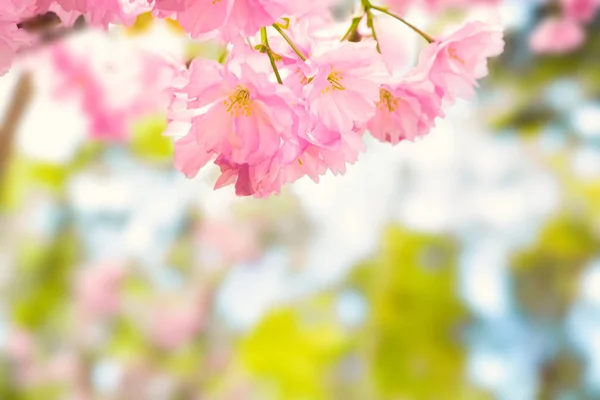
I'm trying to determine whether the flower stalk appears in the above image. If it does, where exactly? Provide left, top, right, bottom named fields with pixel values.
left=260, top=27, right=283, bottom=84
left=272, top=23, right=308, bottom=61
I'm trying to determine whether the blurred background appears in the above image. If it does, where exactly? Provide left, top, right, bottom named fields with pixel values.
left=0, top=1, right=599, bottom=399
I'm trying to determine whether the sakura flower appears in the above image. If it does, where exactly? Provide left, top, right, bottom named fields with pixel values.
left=383, top=0, right=500, bottom=13
left=0, top=0, right=35, bottom=76
left=39, top=0, right=150, bottom=27
left=417, top=21, right=504, bottom=102
left=224, top=0, right=289, bottom=38
left=367, top=77, right=443, bottom=144
left=196, top=217, right=260, bottom=266
left=297, top=123, right=367, bottom=179
left=224, top=0, right=338, bottom=40
left=561, top=0, right=600, bottom=23
left=303, top=41, right=384, bottom=134
left=4, top=328, right=34, bottom=363
left=529, top=17, right=585, bottom=54
left=75, top=262, right=124, bottom=318
left=44, top=34, right=175, bottom=141
left=156, top=0, right=295, bottom=40
left=150, top=303, right=205, bottom=349
left=170, top=56, right=298, bottom=195
left=0, top=22, right=32, bottom=76
left=368, top=14, right=413, bottom=75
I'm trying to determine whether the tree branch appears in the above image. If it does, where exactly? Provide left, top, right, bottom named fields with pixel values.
left=0, top=73, right=34, bottom=183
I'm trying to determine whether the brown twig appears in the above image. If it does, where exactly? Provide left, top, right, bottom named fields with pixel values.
left=0, top=73, right=34, bottom=183
left=17, top=14, right=87, bottom=57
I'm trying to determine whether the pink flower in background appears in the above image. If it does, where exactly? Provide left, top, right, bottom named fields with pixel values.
left=150, top=303, right=205, bottom=349
left=383, top=0, right=500, bottom=13
left=561, top=0, right=600, bottom=23
left=367, top=77, right=443, bottom=145
left=196, top=218, right=260, bottom=265
left=5, top=328, right=34, bottom=363
left=38, top=0, right=150, bottom=27
left=75, top=262, right=124, bottom=318
left=4, top=328, right=38, bottom=385
left=0, top=23, right=32, bottom=76
left=417, top=21, right=504, bottom=102
left=0, top=0, right=35, bottom=76
left=49, top=43, right=131, bottom=141
left=529, top=17, right=585, bottom=54
left=45, top=35, right=175, bottom=141
left=44, top=351, right=79, bottom=383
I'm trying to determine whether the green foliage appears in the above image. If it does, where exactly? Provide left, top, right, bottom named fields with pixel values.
left=348, top=226, right=487, bottom=400
left=512, top=213, right=600, bottom=321
left=162, top=341, right=206, bottom=379
left=240, top=302, right=346, bottom=400
left=108, top=317, right=151, bottom=361
left=130, top=115, right=173, bottom=161
left=487, top=23, right=600, bottom=135
left=12, top=225, right=79, bottom=330
left=0, top=156, right=68, bottom=210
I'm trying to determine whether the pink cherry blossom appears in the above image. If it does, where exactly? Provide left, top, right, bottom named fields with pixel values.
left=561, top=0, right=600, bottom=23
left=0, top=0, right=35, bottom=76
left=529, top=17, right=585, bottom=54
left=38, top=0, right=151, bottom=27
left=416, top=21, right=504, bottom=103
left=302, top=41, right=384, bottom=134
left=370, top=14, right=412, bottom=75
left=75, top=262, right=124, bottom=318
left=367, top=77, right=443, bottom=145
left=150, top=303, right=205, bottom=349
left=155, top=0, right=297, bottom=40
left=0, top=23, right=32, bottom=76
left=44, top=35, right=175, bottom=141
left=166, top=9, right=504, bottom=196
left=383, top=0, right=501, bottom=13
left=5, top=328, right=34, bottom=363
left=170, top=56, right=298, bottom=195
left=196, top=218, right=260, bottom=265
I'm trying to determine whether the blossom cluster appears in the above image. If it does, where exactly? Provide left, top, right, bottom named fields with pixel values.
left=530, top=0, right=599, bottom=54
left=1, top=0, right=504, bottom=197
left=166, top=4, right=504, bottom=197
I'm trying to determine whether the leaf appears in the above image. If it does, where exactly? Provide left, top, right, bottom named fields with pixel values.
left=130, top=115, right=173, bottom=161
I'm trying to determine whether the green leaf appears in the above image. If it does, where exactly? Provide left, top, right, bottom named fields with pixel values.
left=130, top=115, right=173, bottom=161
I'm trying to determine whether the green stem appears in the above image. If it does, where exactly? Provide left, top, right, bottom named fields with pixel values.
left=341, top=15, right=363, bottom=42
left=365, top=9, right=380, bottom=52
left=369, top=4, right=435, bottom=43
left=260, top=27, right=283, bottom=84
left=272, top=23, right=307, bottom=61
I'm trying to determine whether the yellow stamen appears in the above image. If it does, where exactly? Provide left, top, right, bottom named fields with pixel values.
left=378, top=88, right=399, bottom=112
left=322, top=70, right=345, bottom=93
left=224, top=86, right=252, bottom=117
left=448, top=47, right=465, bottom=64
